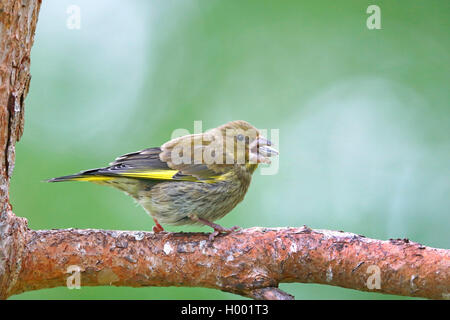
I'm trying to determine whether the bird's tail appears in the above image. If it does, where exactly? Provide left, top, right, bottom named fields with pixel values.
left=47, top=169, right=114, bottom=183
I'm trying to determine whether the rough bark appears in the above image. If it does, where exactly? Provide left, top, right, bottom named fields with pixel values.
left=4, top=227, right=450, bottom=300
left=0, top=0, right=41, bottom=300
left=0, top=0, right=449, bottom=301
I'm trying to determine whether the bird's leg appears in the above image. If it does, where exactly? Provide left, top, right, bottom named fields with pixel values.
left=152, top=218, right=165, bottom=233
left=188, top=213, right=240, bottom=241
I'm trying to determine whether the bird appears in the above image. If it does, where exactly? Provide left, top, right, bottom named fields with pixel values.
left=48, top=120, right=279, bottom=240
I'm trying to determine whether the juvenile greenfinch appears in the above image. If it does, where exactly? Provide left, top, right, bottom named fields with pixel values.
left=48, top=120, right=279, bottom=239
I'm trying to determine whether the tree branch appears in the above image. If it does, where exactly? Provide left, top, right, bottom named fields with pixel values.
left=3, top=226, right=449, bottom=299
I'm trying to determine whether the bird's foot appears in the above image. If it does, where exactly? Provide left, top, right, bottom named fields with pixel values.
left=187, top=213, right=241, bottom=241
left=207, top=224, right=241, bottom=241
left=208, top=230, right=219, bottom=241
left=152, top=218, right=165, bottom=233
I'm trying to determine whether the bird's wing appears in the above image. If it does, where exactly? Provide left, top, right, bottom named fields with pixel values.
left=110, top=147, right=169, bottom=170
left=73, top=147, right=226, bottom=183
left=159, top=132, right=232, bottom=179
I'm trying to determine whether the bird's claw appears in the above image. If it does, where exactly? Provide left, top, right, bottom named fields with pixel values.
left=208, top=225, right=241, bottom=241
left=152, top=218, right=165, bottom=233
left=208, top=230, right=220, bottom=241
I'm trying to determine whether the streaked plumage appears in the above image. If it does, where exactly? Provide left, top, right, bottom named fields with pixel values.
left=48, top=120, right=278, bottom=239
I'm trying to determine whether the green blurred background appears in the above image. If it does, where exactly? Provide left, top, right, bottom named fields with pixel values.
left=10, top=0, right=449, bottom=299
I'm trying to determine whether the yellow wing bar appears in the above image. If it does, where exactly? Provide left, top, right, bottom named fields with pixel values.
left=118, top=170, right=193, bottom=181
left=116, top=169, right=228, bottom=183
left=61, top=169, right=230, bottom=183
left=70, top=176, right=115, bottom=182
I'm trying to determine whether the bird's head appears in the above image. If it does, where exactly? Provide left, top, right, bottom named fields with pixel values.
left=210, top=120, right=279, bottom=165
left=160, top=120, right=278, bottom=175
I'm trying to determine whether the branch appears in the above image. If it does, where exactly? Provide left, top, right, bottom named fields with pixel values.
left=3, top=226, right=449, bottom=299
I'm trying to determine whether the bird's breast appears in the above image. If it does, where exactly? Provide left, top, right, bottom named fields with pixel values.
left=140, top=173, right=252, bottom=225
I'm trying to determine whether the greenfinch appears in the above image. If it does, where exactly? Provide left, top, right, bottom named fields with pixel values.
left=48, top=120, right=279, bottom=239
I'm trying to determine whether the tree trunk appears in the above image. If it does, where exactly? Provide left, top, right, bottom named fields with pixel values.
left=0, top=0, right=41, bottom=299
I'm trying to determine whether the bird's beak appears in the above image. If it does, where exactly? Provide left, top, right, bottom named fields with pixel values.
left=257, top=137, right=279, bottom=158
left=249, top=136, right=278, bottom=163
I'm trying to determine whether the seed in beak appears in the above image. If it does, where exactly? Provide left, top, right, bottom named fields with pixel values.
left=259, top=145, right=279, bottom=157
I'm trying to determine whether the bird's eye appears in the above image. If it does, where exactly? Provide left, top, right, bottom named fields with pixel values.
left=236, top=134, right=244, bottom=141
